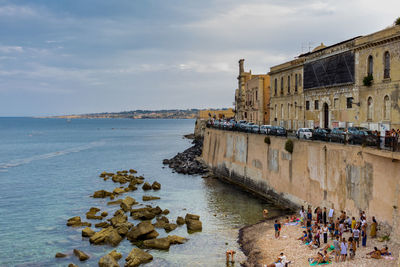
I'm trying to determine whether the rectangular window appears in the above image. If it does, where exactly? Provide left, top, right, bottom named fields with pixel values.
left=334, top=98, right=339, bottom=109
left=306, top=101, right=310, bottom=110
left=347, top=97, right=353, bottom=109
left=314, top=100, right=319, bottom=110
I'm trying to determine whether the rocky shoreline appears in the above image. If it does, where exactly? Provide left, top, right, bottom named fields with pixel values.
left=57, top=169, right=204, bottom=266
left=162, top=138, right=208, bottom=175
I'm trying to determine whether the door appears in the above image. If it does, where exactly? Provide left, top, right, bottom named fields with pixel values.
left=323, top=103, right=329, bottom=128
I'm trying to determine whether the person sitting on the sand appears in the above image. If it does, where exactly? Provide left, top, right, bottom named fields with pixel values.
left=265, top=257, right=286, bottom=267
left=380, top=246, right=389, bottom=255
left=308, top=236, right=319, bottom=249
left=298, top=230, right=307, bottom=241
left=367, top=247, right=381, bottom=259
left=284, top=216, right=290, bottom=224
left=309, top=251, right=329, bottom=265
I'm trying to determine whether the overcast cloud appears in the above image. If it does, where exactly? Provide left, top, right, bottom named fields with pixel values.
left=0, top=0, right=399, bottom=116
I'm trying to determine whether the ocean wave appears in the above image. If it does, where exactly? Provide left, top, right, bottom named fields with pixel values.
left=0, top=140, right=105, bottom=171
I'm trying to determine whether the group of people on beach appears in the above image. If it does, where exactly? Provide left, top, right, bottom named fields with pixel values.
left=265, top=206, right=391, bottom=266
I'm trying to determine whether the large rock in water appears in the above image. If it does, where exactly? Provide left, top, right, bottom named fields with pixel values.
left=55, top=252, right=67, bottom=258
left=73, top=249, right=90, bottom=261
left=176, top=216, right=185, bottom=225
left=115, top=222, right=133, bottom=236
left=93, top=190, right=113, bottom=198
left=186, top=219, right=202, bottom=232
left=113, top=187, right=126, bottom=195
left=151, top=181, right=161, bottom=190
left=89, top=227, right=123, bottom=246
left=126, top=221, right=155, bottom=241
left=167, top=235, right=188, bottom=244
left=86, top=207, right=103, bottom=220
left=143, top=238, right=171, bottom=250
left=82, top=227, right=95, bottom=237
left=110, top=210, right=128, bottom=226
left=120, top=196, right=136, bottom=212
left=185, top=213, right=202, bottom=232
left=125, top=248, right=153, bottom=267
left=142, top=182, right=152, bottom=190
left=99, top=250, right=122, bottom=267
left=142, top=195, right=160, bottom=201
left=66, top=216, right=91, bottom=227
left=99, top=254, right=119, bottom=267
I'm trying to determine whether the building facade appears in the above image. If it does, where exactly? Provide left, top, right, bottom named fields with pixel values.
left=235, top=59, right=271, bottom=125
left=354, top=26, right=400, bottom=130
left=268, top=25, right=400, bottom=131
left=268, top=58, right=305, bottom=130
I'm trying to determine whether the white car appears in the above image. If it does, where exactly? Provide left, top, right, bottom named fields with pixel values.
left=296, top=128, right=313, bottom=139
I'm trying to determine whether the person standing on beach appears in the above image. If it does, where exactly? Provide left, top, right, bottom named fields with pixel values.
left=274, top=220, right=281, bottom=238
left=323, top=207, right=327, bottom=225
left=370, top=216, right=377, bottom=238
left=333, top=236, right=340, bottom=263
left=322, top=223, right=328, bottom=244
left=361, top=225, right=367, bottom=247
left=300, top=206, right=305, bottom=226
left=352, top=227, right=360, bottom=247
left=340, top=237, right=348, bottom=262
left=348, top=237, right=356, bottom=260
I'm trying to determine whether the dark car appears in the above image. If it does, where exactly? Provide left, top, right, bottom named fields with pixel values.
left=271, top=126, right=287, bottom=137
left=347, top=127, right=377, bottom=145
left=312, top=128, right=331, bottom=141
left=329, top=127, right=347, bottom=143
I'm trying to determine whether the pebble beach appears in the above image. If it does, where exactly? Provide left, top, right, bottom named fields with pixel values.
left=240, top=217, right=399, bottom=267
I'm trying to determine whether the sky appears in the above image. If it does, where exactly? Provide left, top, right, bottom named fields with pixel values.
left=0, top=0, right=399, bottom=116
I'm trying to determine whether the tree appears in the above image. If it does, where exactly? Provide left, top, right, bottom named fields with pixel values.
left=395, top=17, right=400, bottom=26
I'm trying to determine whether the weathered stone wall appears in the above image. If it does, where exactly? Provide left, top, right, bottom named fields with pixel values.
left=194, top=119, right=207, bottom=139
left=202, top=128, right=400, bottom=240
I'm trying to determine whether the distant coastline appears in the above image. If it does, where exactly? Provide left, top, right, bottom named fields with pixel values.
left=42, top=108, right=230, bottom=120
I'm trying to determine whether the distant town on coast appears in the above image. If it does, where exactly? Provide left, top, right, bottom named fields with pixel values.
left=49, top=108, right=233, bottom=120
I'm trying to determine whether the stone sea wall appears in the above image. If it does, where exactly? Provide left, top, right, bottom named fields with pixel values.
left=202, top=128, right=400, bottom=241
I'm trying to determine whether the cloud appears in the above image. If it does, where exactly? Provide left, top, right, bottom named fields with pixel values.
left=0, top=0, right=399, bottom=116
left=0, top=45, right=24, bottom=53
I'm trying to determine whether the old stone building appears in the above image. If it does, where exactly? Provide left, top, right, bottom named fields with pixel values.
left=269, top=58, right=305, bottom=130
left=301, top=38, right=360, bottom=129
left=235, top=59, right=271, bottom=125
left=268, top=24, right=400, bottom=130
left=354, top=26, right=400, bottom=130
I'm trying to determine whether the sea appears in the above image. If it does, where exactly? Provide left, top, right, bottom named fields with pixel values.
left=0, top=118, right=284, bottom=266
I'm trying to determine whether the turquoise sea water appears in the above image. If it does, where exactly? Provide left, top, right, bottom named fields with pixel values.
left=0, top=118, right=283, bottom=266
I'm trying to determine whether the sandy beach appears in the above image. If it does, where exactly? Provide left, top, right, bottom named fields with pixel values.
left=240, top=218, right=399, bottom=267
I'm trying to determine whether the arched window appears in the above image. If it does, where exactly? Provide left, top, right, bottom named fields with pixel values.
left=367, top=97, right=373, bottom=121
left=280, top=77, right=284, bottom=95
left=384, top=95, right=390, bottom=120
left=287, top=76, right=291, bottom=94
left=274, top=79, right=277, bottom=95
left=368, top=55, right=373, bottom=76
left=384, top=51, right=390, bottom=79
left=295, top=74, right=298, bottom=92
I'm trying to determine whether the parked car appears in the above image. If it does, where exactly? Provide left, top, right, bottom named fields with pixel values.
left=249, top=125, right=260, bottom=133
left=271, top=126, right=287, bottom=137
left=312, top=128, right=331, bottom=141
left=347, top=127, right=377, bottom=145
left=260, top=125, right=273, bottom=134
left=244, top=122, right=255, bottom=132
left=296, top=128, right=313, bottom=139
left=329, top=127, right=347, bottom=143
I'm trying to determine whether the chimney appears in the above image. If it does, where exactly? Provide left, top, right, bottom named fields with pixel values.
left=239, top=59, right=244, bottom=74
